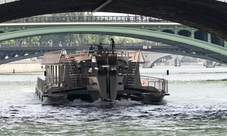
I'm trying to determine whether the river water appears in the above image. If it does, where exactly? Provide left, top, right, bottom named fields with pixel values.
left=0, top=65, right=227, bottom=136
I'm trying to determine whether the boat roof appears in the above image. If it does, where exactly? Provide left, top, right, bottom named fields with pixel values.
left=41, top=50, right=61, bottom=65
left=41, top=50, right=145, bottom=65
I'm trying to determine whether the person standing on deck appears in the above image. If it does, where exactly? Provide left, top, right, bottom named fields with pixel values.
left=89, top=44, right=95, bottom=54
left=95, top=42, right=104, bottom=55
left=110, top=38, right=115, bottom=55
left=81, top=49, right=86, bottom=55
left=61, top=49, right=67, bottom=58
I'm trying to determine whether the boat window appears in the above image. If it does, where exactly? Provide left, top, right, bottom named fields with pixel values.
left=98, top=69, right=107, bottom=75
left=110, top=70, right=117, bottom=76
left=108, top=57, right=117, bottom=65
left=102, top=65, right=109, bottom=68
left=91, top=82, right=97, bottom=86
left=118, top=66, right=123, bottom=73
left=111, top=67, right=116, bottom=71
left=88, top=68, right=92, bottom=73
left=96, top=57, right=107, bottom=65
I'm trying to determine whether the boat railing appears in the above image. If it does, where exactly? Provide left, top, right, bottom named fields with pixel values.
left=44, top=77, right=60, bottom=86
left=37, top=77, right=45, bottom=92
left=140, top=76, right=168, bottom=93
left=73, top=49, right=139, bottom=58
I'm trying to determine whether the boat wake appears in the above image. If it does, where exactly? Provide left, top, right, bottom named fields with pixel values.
left=70, top=98, right=144, bottom=108
left=42, top=98, right=144, bottom=107
left=41, top=97, right=169, bottom=108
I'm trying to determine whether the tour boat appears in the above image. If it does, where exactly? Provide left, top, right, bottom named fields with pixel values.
left=35, top=49, right=169, bottom=104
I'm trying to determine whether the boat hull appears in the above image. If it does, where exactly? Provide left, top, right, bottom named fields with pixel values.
left=141, top=93, right=165, bottom=104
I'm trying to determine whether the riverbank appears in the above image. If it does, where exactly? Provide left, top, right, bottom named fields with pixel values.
left=0, top=62, right=44, bottom=73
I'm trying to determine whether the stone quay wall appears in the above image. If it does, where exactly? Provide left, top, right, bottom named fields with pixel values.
left=0, top=60, right=44, bottom=73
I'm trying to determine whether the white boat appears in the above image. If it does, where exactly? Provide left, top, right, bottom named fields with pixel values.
left=35, top=49, right=169, bottom=104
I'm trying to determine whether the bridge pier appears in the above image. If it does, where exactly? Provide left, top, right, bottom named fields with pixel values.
left=174, top=57, right=181, bottom=67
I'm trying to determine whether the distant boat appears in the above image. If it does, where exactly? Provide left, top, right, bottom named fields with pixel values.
left=35, top=49, right=169, bottom=104
left=205, top=60, right=215, bottom=68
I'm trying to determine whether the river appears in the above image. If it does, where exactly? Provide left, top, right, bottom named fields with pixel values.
left=0, top=65, right=227, bottom=136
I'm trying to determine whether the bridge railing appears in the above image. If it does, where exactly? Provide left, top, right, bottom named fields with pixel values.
left=5, top=15, right=170, bottom=23
left=0, top=42, right=169, bottom=48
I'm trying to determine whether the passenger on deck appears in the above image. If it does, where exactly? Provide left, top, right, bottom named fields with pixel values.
left=89, top=44, right=95, bottom=54
left=81, top=49, right=86, bottom=55
left=61, top=49, right=67, bottom=58
left=110, top=38, right=115, bottom=55
left=95, top=42, right=104, bottom=55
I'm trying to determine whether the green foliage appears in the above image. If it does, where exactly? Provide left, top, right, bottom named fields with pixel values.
left=24, top=36, right=41, bottom=45
left=1, top=39, right=15, bottom=44
left=116, top=36, right=141, bottom=44
left=2, top=34, right=147, bottom=46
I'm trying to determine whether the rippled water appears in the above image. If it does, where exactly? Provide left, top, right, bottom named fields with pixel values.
left=1, top=65, right=227, bottom=136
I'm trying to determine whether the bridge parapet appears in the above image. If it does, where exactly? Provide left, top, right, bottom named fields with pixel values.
left=0, top=22, right=224, bottom=48
left=5, top=15, right=169, bottom=23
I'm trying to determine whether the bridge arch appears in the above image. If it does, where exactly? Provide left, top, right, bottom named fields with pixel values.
left=0, top=0, right=227, bottom=42
left=143, top=52, right=172, bottom=68
left=0, top=25, right=226, bottom=62
left=150, top=55, right=172, bottom=68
